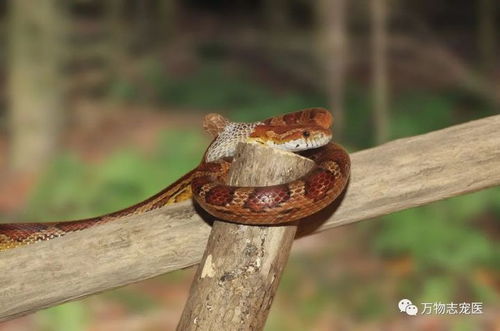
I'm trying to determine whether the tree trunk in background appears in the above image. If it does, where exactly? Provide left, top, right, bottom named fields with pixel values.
left=135, top=0, right=151, bottom=50
left=158, top=0, right=177, bottom=41
left=477, top=0, right=496, bottom=109
left=263, top=0, right=289, bottom=34
left=262, top=0, right=290, bottom=59
left=107, top=0, right=127, bottom=72
left=371, top=0, right=389, bottom=144
left=316, top=0, right=347, bottom=136
left=108, top=0, right=126, bottom=45
left=7, top=0, right=65, bottom=172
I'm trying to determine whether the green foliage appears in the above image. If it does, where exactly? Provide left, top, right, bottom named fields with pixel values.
left=343, top=87, right=375, bottom=147
left=390, top=91, right=456, bottom=139
left=24, top=130, right=204, bottom=221
left=110, top=58, right=327, bottom=118
left=105, top=288, right=159, bottom=313
left=108, top=78, right=139, bottom=102
left=144, top=60, right=278, bottom=109
left=37, top=302, right=88, bottom=331
left=233, top=93, right=325, bottom=122
left=374, top=188, right=500, bottom=301
left=418, top=276, right=456, bottom=303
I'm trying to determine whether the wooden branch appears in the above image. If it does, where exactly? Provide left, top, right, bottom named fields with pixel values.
left=177, top=142, right=315, bottom=330
left=1, top=115, right=500, bottom=322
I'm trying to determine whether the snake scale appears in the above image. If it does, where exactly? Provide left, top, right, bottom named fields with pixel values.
left=0, top=108, right=350, bottom=251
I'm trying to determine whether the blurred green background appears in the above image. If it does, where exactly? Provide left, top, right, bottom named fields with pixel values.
left=0, top=0, right=498, bottom=330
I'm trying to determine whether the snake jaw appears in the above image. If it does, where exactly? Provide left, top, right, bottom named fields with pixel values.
left=249, top=134, right=332, bottom=152
left=247, top=126, right=332, bottom=153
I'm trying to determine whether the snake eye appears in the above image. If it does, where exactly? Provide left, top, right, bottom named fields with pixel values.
left=303, top=131, right=310, bottom=138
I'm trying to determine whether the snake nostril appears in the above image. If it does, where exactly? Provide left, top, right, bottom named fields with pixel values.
left=303, top=131, right=310, bottom=138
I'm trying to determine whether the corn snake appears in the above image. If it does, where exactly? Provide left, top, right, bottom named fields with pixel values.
left=0, top=108, right=350, bottom=251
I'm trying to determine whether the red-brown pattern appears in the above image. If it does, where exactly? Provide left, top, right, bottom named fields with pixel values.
left=304, top=169, right=336, bottom=201
left=263, top=108, right=332, bottom=129
left=205, top=186, right=235, bottom=206
left=244, top=186, right=291, bottom=212
left=0, top=108, right=350, bottom=251
left=193, top=142, right=349, bottom=224
left=191, top=175, right=212, bottom=195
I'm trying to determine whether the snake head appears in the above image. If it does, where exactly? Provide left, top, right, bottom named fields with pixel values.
left=248, top=125, right=332, bottom=152
left=262, top=108, right=333, bottom=129
left=249, top=108, right=334, bottom=152
left=203, top=108, right=334, bottom=162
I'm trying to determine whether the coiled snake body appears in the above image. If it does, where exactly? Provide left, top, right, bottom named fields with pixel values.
left=0, top=108, right=350, bottom=251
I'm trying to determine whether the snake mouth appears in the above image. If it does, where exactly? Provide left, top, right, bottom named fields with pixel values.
left=248, top=122, right=333, bottom=153
left=251, top=134, right=332, bottom=153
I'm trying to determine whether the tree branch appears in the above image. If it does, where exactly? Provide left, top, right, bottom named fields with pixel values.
left=1, top=115, right=500, bottom=321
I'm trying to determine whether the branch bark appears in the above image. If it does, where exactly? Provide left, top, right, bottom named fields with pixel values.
left=1, top=115, right=500, bottom=322
left=177, top=142, right=315, bottom=330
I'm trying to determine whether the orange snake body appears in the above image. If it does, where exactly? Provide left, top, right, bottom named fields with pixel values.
left=0, top=108, right=350, bottom=251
